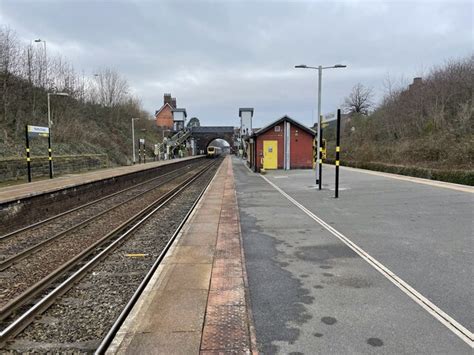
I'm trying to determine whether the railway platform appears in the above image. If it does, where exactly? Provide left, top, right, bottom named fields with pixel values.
left=3, top=153, right=469, bottom=353
left=107, top=157, right=256, bottom=354
left=233, top=157, right=472, bottom=354
left=105, top=156, right=471, bottom=354
left=0, top=156, right=202, bottom=204
left=0, top=156, right=205, bottom=235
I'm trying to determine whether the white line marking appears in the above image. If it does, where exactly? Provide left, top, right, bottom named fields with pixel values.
left=259, top=173, right=474, bottom=347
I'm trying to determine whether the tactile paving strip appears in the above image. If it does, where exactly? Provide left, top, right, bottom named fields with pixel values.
left=200, top=158, right=252, bottom=354
left=210, top=277, right=243, bottom=291
left=201, top=306, right=250, bottom=351
left=207, top=288, right=246, bottom=307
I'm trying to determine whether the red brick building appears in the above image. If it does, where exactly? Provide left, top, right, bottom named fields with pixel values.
left=155, top=93, right=177, bottom=129
left=246, top=115, right=315, bottom=172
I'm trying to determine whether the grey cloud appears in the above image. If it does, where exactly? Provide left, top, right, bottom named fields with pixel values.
left=1, top=0, right=472, bottom=127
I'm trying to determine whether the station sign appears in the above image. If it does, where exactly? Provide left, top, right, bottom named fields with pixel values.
left=139, top=138, right=145, bottom=144
left=27, top=125, right=49, bottom=137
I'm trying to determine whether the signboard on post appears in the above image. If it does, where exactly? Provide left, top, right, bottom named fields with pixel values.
left=25, top=124, right=54, bottom=182
left=139, top=138, right=145, bottom=144
left=27, top=125, right=49, bottom=137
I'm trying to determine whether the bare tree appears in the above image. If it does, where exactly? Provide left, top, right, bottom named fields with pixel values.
left=0, top=26, right=20, bottom=126
left=93, top=68, right=129, bottom=107
left=343, top=83, right=374, bottom=115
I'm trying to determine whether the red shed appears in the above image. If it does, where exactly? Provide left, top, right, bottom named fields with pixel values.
left=246, top=115, right=316, bottom=172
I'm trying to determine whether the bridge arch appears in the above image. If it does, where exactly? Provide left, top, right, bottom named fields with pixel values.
left=190, top=126, right=235, bottom=154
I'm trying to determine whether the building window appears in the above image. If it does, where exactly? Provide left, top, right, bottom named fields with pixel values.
left=274, top=126, right=281, bottom=132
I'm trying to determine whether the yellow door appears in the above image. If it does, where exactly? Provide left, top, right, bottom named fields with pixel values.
left=263, top=140, right=278, bottom=169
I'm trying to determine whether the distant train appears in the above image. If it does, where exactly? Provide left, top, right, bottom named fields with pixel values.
left=207, top=146, right=222, bottom=158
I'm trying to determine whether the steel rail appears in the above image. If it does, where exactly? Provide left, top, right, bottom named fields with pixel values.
left=0, top=161, right=201, bottom=270
left=0, top=161, right=214, bottom=322
left=0, top=159, right=219, bottom=346
left=0, top=158, right=203, bottom=242
left=95, top=158, right=222, bottom=354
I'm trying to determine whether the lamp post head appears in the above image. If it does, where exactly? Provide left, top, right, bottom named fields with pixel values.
left=334, top=64, right=347, bottom=68
left=56, top=92, right=69, bottom=96
left=295, top=64, right=307, bottom=69
left=34, top=39, right=42, bottom=43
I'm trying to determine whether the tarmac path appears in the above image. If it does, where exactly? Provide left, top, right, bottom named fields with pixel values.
left=234, top=157, right=472, bottom=354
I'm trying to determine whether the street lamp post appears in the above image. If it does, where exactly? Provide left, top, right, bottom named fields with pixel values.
left=131, top=118, right=140, bottom=164
left=34, top=39, right=47, bottom=88
left=141, top=129, right=147, bottom=164
left=47, top=92, right=69, bottom=178
left=295, top=63, right=347, bottom=185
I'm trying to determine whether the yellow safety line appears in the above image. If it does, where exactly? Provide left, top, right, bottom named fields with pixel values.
left=125, top=253, right=148, bottom=257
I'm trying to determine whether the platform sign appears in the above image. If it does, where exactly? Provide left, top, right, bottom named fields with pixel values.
left=25, top=124, right=54, bottom=182
left=27, top=125, right=49, bottom=137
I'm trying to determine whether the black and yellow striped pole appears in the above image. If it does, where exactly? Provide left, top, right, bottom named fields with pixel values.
left=335, top=109, right=341, bottom=198
left=48, top=132, right=53, bottom=179
left=25, top=125, right=32, bottom=183
left=138, top=140, right=141, bottom=164
left=312, top=137, right=317, bottom=169
left=318, top=115, right=323, bottom=190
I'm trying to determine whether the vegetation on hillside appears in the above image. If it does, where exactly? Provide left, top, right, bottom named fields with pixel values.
left=326, top=56, right=473, bottom=173
left=0, top=26, right=158, bottom=165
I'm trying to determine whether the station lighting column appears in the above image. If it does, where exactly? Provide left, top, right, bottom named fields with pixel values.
left=295, top=63, right=347, bottom=185
left=34, top=39, right=47, bottom=87
left=47, top=92, right=69, bottom=178
left=131, top=118, right=140, bottom=164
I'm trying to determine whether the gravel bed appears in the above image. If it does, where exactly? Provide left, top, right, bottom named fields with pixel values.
left=4, top=159, right=221, bottom=353
left=0, top=162, right=209, bottom=309
left=0, top=161, right=202, bottom=262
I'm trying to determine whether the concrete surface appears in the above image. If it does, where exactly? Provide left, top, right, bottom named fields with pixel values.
left=233, top=157, right=471, bottom=354
left=0, top=156, right=202, bottom=204
left=264, top=163, right=473, bottom=331
left=107, top=157, right=254, bottom=354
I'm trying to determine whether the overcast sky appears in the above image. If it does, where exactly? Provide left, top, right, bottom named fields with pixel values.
left=1, top=0, right=472, bottom=128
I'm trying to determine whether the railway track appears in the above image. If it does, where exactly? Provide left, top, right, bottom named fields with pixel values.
left=0, top=159, right=203, bottom=261
left=0, top=157, right=222, bottom=352
left=0, top=160, right=205, bottom=319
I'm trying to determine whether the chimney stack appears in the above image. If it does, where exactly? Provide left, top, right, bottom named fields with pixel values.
left=164, top=93, right=172, bottom=105
left=171, top=97, right=177, bottom=108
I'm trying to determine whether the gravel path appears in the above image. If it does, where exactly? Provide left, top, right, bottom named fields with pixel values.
left=4, top=159, right=221, bottom=353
